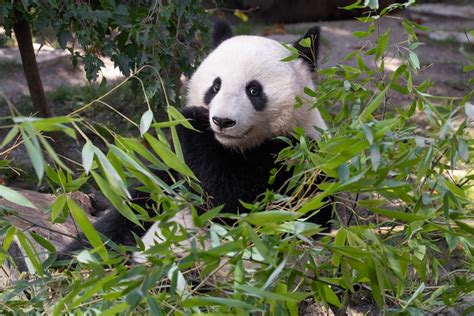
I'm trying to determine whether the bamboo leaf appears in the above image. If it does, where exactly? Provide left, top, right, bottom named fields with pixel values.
left=139, top=109, right=154, bottom=136
left=408, top=50, right=420, bottom=71
left=16, top=231, right=43, bottom=276
left=94, top=147, right=130, bottom=198
left=0, top=185, right=36, bottom=209
left=359, top=85, right=389, bottom=121
left=243, top=222, right=272, bottom=264
left=82, top=141, right=94, bottom=174
left=369, top=207, right=432, bottom=222
left=3, top=226, right=17, bottom=251
left=168, top=106, right=195, bottom=130
left=30, top=231, right=56, bottom=252
left=0, top=127, right=19, bottom=149
left=91, top=171, right=141, bottom=227
left=183, top=296, right=256, bottom=310
left=109, top=144, right=171, bottom=192
left=375, top=28, right=390, bottom=60
left=50, top=194, right=68, bottom=223
left=370, top=144, right=381, bottom=171
left=67, top=198, right=109, bottom=261
left=101, top=303, right=129, bottom=316
left=37, top=134, right=73, bottom=174
left=235, top=284, right=311, bottom=302
left=21, top=130, right=45, bottom=181
left=144, top=134, right=196, bottom=180
left=245, top=210, right=299, bottom=226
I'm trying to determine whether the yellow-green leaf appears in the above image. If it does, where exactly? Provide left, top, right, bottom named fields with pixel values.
left=234, top=9, right=248, bottom=22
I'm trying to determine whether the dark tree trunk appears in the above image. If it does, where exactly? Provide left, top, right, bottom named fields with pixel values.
left=13, top=19, right=50, bottom=117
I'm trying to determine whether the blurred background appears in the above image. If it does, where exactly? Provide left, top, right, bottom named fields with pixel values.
left=0, top=0, right=472, bottom=112
left=215, top=0, right=471, bottom=22
left=211, top=0, right=473, bottom=102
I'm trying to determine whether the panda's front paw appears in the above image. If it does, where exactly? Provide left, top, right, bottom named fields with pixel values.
left=180, top=106, right=210, bottom=131
left=132, top=208, right=205, bottom=264
left=132, top=221, right=165, bottom=264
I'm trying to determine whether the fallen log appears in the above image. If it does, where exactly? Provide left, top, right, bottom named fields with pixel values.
left=0, top=189, right=97, bottom=251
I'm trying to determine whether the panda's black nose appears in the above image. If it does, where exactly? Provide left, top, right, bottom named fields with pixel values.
left=212, top=116, right=236, bottom=129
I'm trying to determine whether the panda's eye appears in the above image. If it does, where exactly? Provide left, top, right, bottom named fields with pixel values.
left=212, top=82, right=220, bottom=93
left=248, top=86, right=260, bottom=96
left=246, top=80, right=267, bottom=111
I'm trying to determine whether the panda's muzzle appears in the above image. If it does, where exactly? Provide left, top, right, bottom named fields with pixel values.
left=212, top=116, right=236, bottom=130
left=214, top=126, right=254, bottom=141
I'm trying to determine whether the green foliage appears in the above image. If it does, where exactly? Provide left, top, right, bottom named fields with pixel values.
left=0, top=0, right=210, bottom=107
left=0, top=1, right=473, bottom=314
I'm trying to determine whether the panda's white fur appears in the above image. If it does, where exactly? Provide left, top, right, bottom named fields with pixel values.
left=134, top=33, right=328, bottom=263
left=187, top=35, right=327, bottom=150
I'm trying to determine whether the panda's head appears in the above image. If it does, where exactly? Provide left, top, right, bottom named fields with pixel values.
left=187, top=22, right=327, bottom=150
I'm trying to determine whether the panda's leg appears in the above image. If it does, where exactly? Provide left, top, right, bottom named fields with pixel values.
left=132, top=207, right=206, bottom=263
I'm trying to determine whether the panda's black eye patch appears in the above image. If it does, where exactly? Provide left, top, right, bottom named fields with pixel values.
left=204, top=77, right=221, bottom=105
left=246, top=80, right=267, bottom=111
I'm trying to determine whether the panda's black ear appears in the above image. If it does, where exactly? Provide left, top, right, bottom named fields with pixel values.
left=212, top=20, right=233, bottom=48
left=293, top=25, right=321, bottom=71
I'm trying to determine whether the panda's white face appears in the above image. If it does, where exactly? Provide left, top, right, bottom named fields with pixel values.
left=187, top=35, right=327, bottom=150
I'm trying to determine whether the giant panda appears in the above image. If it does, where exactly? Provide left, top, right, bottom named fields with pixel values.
left=57, top=21, right=332, bottom=261
left=135, top=21, right=333, bottom=259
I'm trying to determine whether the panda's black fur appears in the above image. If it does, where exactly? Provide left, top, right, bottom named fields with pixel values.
left=212, top=19, right=233, bottom=48
left=58, top=21, right=332, bottom=257
left=178, top=105, right=290, bottom=215
left=176, top=105, right=332, bottom=227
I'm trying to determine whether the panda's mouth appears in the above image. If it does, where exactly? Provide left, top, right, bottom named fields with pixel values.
left=215, top=126, right=253, bottom=140
left=215, top=133, right=240, bottom=139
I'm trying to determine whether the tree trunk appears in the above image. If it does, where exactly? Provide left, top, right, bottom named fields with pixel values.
left=13, top=19, right=50, bottom=117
